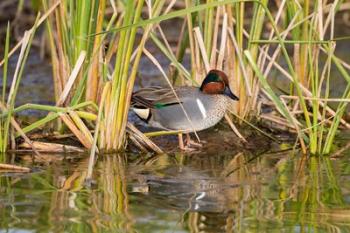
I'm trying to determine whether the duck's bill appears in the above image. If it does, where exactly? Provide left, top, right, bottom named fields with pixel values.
left=224, top=87, right=239, bottom=101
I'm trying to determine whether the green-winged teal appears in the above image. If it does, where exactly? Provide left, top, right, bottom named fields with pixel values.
left=131, top=69, right=239, bottom=150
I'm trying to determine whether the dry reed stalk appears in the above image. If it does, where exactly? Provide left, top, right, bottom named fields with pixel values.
left=258, top=6, right=323, bottom=128
left=281, top=95, right=350, bottom=103
left=163, top=0, right=177, bottom=14
left=224, top=114, right=247, bottom=142
left=259, top=0, right=287, bottom=74
left=86, top=82, right=111, bottom=180
left=156, top=25, right=174, bottom=59
left=260, top=114, right=297, bottom=130
left=194, top=37, right=202, bottom=83
left=0, top=102, right=40, bottom=155
left=227, top=29, right=251, bottom=96
left=194, top=27, right=211, bottom=72
left=216, top=13, right=227, bottom=70
left=261, top=2, right=297, bottom=79
left=86, top=0, right=106, bottom=103
left=56, top=51, right=86, bottom=106
left=227, top=4, right=311, bottom=121
left=317, top=46, right=333, bottom=98
left=68, top=111, right=93, bottom=143
left=59, top=113, right=92, bottom=149
left=127, top=123, right=163, bottom=154
left=0, top=163, right=30, bottom=172
left=230, top=4, right=243, bottom=117
left=316, top=0, right=324, bottom=39
left=225, top=6, right=235, bottom=71
left=258, top=47, right=350, bottom=129
left=43, top=50, right=96, bottom=149
left=129, top=135, right=149, bottom=153
left=0, top=0, right=61, bottom=67
left=209, top=6, right=221, bottom=68
left=184, top=0, right=196, bottom=78
left=7, top=31, right=30, bottom=106
left=170, top=19, right=188, bottom=85
left=323, top=0, right=340, bottom=37
left=19, top=141, right=84, bottom=153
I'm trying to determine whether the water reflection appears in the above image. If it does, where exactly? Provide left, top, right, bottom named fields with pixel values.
left=0, top=150, right=350, bottom=232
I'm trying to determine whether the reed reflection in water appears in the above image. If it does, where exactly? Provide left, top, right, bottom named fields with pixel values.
left=0, top=150, right=350, bottom=232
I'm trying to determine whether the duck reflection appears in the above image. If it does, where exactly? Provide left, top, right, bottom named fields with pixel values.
left=129, top=150, right=350, bottom=233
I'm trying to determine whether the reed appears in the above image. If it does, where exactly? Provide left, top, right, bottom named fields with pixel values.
left=142, top=0, right=350, bottom=154
left=42, top=0, right=110, bottom=105
left=0, top=23, right=11, bottom=154
left=1, top=0, right=349, bottom=155
left=0, top=18, right=38, bottom=153
left=85, top=0, right=350, bottom=154
left=95, top=0, right=166, bottom=151
left=247, top=0, right=350, bottom=155
left=39, top=0, right=167, bottom=151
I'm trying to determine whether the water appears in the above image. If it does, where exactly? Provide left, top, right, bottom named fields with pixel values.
left=1, top=147, right=350, bottom=232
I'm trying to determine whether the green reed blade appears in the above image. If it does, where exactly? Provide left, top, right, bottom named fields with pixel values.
left=323, top=54, right=350, bottom=154
left=245, top=50, right=308, bottom=143
left=2, top=23, right=10, bottom=104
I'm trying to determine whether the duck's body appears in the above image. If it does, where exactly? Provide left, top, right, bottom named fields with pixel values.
left=131, top=69, right=239, bottom=150
left=132, top=86, right=234, bottom=132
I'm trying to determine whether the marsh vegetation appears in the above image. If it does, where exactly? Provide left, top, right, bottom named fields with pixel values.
left=1, top=0, right=350, bottom=232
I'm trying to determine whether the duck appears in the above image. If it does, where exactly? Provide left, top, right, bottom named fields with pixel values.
left=131, top=69, right=239, bottom=150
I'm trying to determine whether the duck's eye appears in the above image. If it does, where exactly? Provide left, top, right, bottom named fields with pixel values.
left=202, top=82, right=225, bottom=94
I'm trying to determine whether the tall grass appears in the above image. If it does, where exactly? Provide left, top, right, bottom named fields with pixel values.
left=245, top=0, right=350, bottom=155
left=94, top=0, right=350, bottom=155
left=41, top=0, right=166, bottom=151
left=0, top=23, right=11, bottom=154
left=43, top=0, right=109, bottom=105
left=1, top=0, right=349, bottom=155
left=0, top=19, right=38, bottom=153
left=137, top=0, right=350, bottom=155
left=97, top=0, right=162, bottom=151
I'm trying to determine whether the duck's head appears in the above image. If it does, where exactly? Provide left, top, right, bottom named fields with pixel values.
left=200, top=69, right=239, bottom=101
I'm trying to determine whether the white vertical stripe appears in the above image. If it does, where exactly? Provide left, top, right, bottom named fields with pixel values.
left=196, top=98, right=207, bottom=119
left=195, top=192, right=206, bottom=200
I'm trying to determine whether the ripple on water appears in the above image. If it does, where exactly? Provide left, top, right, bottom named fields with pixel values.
left=1, top=150, right=350, bottom=232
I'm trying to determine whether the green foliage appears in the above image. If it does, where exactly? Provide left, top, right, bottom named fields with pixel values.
left=1, top=0, right=350, bottom=155
left=0, top=18, right=38, bottom=152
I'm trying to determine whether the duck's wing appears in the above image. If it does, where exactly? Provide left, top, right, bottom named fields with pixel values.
left=131, top=87, right=182, bottom=109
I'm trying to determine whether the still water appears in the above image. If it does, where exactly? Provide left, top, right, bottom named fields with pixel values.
left=1, top=147, right=350, bottom=233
